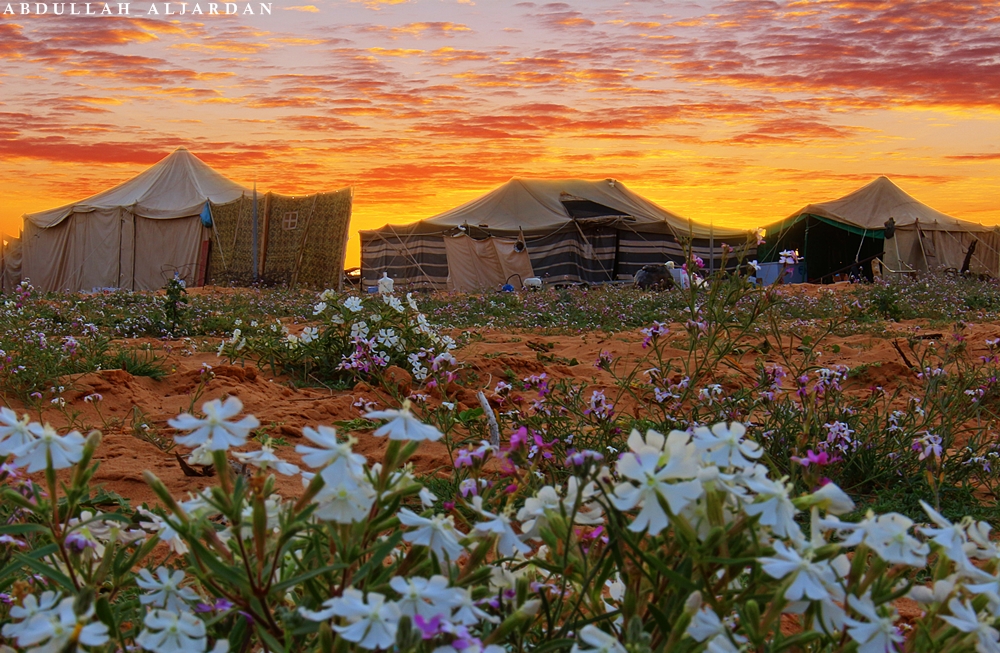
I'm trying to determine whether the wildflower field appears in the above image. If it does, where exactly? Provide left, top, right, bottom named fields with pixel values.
left=5, top=271, right=1000, bottom=652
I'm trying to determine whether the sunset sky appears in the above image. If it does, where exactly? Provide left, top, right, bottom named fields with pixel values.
left=2, top=0, right=1000, bottom=267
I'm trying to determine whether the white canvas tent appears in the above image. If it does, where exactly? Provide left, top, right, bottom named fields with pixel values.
left=21, top=147, right=250, bottom=292
left=762, top=176, right=1000, bottom=281
left=361, top=178, right=754, bottom=289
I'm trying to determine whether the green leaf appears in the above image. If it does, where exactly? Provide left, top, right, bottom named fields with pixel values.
left=14, top=552, right=75, bottom=591
left=637, top=551, right=697, bottom=594
left=645, top=602, right=672, bottom=634
left=95, top=596, right=121, bottom=642
left=0, top=543, right=60, bottom=588
left=531, top=638, right=576, bottom=653
left=255, top=622, right=287, bottom=652
left=773, top=631, right=822, bottom=652
left=0, top=523, right=49, bottom=536
left=228, top=615, right=249, bottom=651
left=351, top=532, right=403, bottom=584
left=186, top=539, right=247, bottom=588
left=272, top=563, right=346, bottom=595
left=458, top=407, right=484, bottom=422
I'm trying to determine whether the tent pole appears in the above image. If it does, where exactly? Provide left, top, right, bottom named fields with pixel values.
left=915, top=218, right=930, bottom=272
left=210, top=204, right=228, bottom=274
left=259, top=192, right=271, bottom=278
left=252, top=182, right=259, bottom=283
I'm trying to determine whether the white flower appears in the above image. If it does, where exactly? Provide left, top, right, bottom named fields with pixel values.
left=186, top=443, right=213, bottom=466
left=845, top=594, right=903, bottom=653
left=966, top=520, right=1000, bottom=562
left=909, top=577, right=957, bottom=605
left=609, top=431, right=703, bottom=535
left=693, top=422, right=762, bottom=470
left=168, top=397, right=260, bottom=452
left=0, top=407, right=37, bottom=456
left=687, top=605, right=744, bottom=653
left=350, top=321, right=370, bottom=339
left=384, top=295, right=405, bottom=313
left=743, top=472, right=801, bottom=540
left=65, top=510, right=144, bottom=559
left=389, top=575, right=461, bottom=619
left=301, top=588, right=400, bottom=650
left=517, top=478, right=603, bottom=540
left=759, top=541, right=832, bottom=601
left=376, top=328, right=399, bottom=349
left=365, top=401, right=443, bottom=442
left=779, top=249, right=801, bottom=265
left=451, top=586, right=498, bottom=625
left=1, top=591, right=61, bottom=641
left=571, top=625, right=626, bottom=653
left=136, top=609, right=211, bottom=653
left=136, top=567, right=201, bottom=612
left=314, top=476, right=377, bottom=524
left=397, top=508, right=466, bottom=561
left=471, top=495, right=530, bottom=557
left=296, top=425, right=367, bottom=482
left=748, top=260, right=761, bottom=273
left=919, top=500, right=970, bottom=566
left=313, top=302, right=328, bottom=315
left=940, top=598, right=1000, bottom=653
left=7, top=597, right=108, bottom=652
left=138, top=509, right=188, bottom=555
left=233, top=444, right=300, bottom=476
left=11, top=424, right=85, bottom=472
left=344, top=296, right=364, bottom=312
left=299, top=326, right=319, bottom=344
left=864, top=513, right=929, bottom=567
left=687, top=605, right=724, bottom=641
left=806, top=483, right=855, bottom=516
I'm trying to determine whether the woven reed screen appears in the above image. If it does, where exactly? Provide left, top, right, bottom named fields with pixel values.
left=206, top=188, right=352, bottom=289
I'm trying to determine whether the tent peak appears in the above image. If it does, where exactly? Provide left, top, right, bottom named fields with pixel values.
left=23, top=146, right=250, bottom=229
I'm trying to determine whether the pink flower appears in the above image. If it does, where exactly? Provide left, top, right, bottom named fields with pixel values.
left=790, top=449, right=840, bottom=467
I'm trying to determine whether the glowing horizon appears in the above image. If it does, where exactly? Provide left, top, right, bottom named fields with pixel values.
left=3, top=0, right=999, bottom=268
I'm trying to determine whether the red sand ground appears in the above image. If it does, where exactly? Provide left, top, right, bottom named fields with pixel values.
left=8, top=299, right=994, bottom=508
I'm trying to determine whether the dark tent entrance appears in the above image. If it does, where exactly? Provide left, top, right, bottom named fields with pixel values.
left=761, top=214, right=884, bottom=283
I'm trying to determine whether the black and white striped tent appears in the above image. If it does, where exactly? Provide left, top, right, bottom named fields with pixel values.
left=360, top=178, right=754, bottom=289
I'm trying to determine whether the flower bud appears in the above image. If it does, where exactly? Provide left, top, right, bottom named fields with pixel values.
left=684, top=591, right=703, bottom=615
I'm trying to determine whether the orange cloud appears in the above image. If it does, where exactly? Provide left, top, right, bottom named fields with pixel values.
left=350, top=0, right=410, bottom=9
left=368, top=47, right=424, bottom=57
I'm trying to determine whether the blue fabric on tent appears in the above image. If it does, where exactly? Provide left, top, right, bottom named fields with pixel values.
left=199, top=201, right=213, bottom=227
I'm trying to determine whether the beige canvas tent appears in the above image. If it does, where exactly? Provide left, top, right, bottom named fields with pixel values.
left=760, top=176, right=1000, bottom=281
left=361, top=178, right=754, bottom=290
left=1, top=234, right=22, bottom=292
left=20, top=147, right=249, bottom=292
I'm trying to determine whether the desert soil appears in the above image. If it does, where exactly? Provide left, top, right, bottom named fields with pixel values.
left=9, top=288, right=992, bottom=510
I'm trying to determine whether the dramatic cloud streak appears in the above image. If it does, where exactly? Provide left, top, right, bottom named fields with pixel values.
left=2, top=0, right=999, bottom=266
